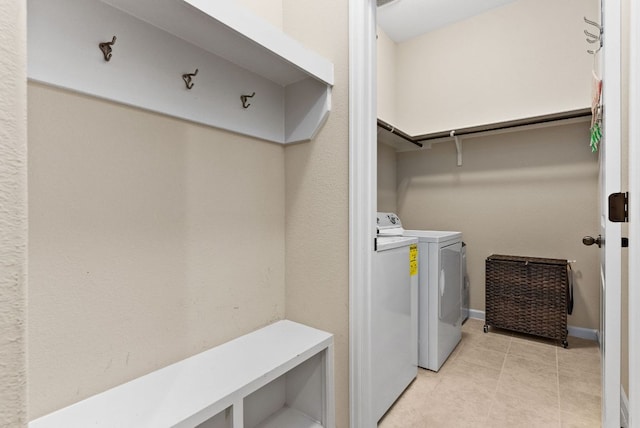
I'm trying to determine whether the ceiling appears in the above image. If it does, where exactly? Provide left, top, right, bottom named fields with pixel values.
left=377, top=0, right=520, bottom=43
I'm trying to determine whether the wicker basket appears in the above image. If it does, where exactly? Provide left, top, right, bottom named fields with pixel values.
left=484, top=254, right=569, bottom=347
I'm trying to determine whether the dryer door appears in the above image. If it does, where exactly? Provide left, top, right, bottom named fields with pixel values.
left=438, top=241, right=462, bottom=326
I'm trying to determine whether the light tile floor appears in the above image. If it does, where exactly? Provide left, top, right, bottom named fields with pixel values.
left=379, top=318, right=601, bottom=427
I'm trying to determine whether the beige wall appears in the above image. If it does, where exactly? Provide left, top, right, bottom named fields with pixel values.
left=28, top=83, right=286, bottom=418
left=377, top=142, right=398, bottom=212
left=377, top=26, right=397, bottom=125
left=282, top=0, right=349, bottom=426
left=377, top=0, right=601, bottom=331
left=377, top=25, right=400, bottom=215
left=0, top=1, right=27, bottom=426
left=396, top=122, right=600, bottom=329
left=394, top=0, right=598, bottom=136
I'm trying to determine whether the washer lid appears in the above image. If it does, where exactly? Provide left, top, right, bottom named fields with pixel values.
left=376, top=235, right=418, bottom=251
left=403, top=230, right=462, bottom=242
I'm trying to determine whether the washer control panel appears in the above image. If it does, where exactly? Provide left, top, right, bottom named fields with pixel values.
left=377, top=212, right=403, bottom=231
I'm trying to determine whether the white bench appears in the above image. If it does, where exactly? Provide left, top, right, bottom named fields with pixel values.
left=29, top=320, right=335, bottom=428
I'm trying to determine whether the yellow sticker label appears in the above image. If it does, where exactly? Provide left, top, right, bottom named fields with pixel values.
left=409, top=244, right=418, bottom=276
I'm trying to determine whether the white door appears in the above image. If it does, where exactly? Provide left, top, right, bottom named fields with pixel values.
left=628, top=0, right=640, bottom=424
left=599, top=0, right=622, bottom=426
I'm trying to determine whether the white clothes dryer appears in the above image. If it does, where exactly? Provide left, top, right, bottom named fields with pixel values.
left=378, top=213, right=463, bottom=372
left=406, top=229, right=462, bottom=371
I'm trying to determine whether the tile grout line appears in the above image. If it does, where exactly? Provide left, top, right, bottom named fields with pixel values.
left=483, top=335, right=512, bottom=425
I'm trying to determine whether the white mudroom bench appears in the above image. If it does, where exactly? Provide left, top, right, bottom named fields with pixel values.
left=29, top=320, right=335, bottom=428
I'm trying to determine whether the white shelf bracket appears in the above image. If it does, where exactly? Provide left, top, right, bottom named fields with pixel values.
left=451, top=131, right=463, bottom=166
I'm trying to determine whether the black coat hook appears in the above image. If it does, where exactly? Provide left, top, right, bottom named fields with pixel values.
left=182, top=69, right=199, bottom=90
left=241, top=92, right=256, bottom=109
left=99, top=36, right=117, bottom=62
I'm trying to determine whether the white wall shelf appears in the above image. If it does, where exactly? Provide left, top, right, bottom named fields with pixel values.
left=27, top=0, right=334, bottom=144
left=28, top=320, right=335, bottom=428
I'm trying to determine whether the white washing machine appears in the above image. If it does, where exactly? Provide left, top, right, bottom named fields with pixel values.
left=373, top=214, right=418, bottom=422
left=378, top=213, right=462, bottom=372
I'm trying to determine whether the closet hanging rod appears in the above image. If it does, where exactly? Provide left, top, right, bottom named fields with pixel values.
left=377, top=119, right=423, bottom=148
left=377, top=109, right=591, bottom=147
left=413, top=108, right=592, bottom=143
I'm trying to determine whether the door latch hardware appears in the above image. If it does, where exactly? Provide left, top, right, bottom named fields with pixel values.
left=608, top=192, right=628, bottom=222
left=582, top=235, right=602, bottom=248
left=622, top=237, right=629, bottom=248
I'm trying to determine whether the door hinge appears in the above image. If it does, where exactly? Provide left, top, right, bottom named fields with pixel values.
left=608, top=192, right=628, bottom=222
left=374, top=237, right=377, bottom=251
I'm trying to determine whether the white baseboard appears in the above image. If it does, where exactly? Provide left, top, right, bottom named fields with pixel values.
left=567, top=325, right=599, bottom=341
left=621, top=385, right=629, bottom=428
left=468, top=309, right=485, bottom=321
left=468, top=310, right=599, bottom=342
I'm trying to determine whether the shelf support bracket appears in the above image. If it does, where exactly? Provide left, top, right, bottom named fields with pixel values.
left=451, top=131, right=462, bottom=166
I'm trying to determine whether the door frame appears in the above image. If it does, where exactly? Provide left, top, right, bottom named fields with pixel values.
left=348, top=0, right=377, bottom=427
left=348, top=0, right=626, bottom=427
